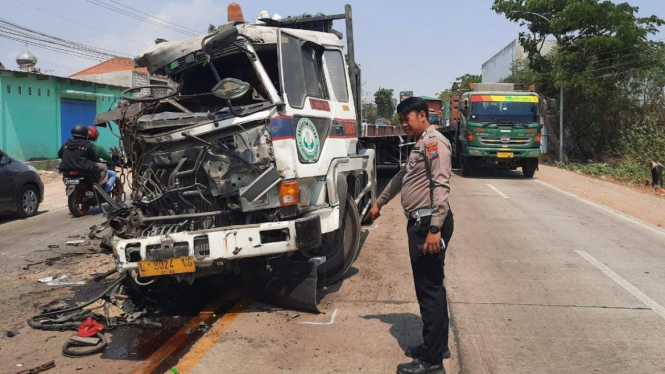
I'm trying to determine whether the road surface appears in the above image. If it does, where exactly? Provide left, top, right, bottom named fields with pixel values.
left=2, top=169, right=665, bottom=374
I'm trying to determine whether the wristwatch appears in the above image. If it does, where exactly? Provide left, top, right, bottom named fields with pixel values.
left=429, top=226, right=441, bottom=234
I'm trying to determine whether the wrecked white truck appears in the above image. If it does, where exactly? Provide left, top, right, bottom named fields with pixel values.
left=94, top=4, right=375, bottom=311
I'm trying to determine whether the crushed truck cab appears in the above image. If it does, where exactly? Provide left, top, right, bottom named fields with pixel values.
left=95, top=4, right=374, bottom=311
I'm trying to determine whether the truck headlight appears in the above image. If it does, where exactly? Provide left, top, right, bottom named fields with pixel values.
left=527, top=150, right=540, bottom=157
left=469, top=149, right=482, bottom=156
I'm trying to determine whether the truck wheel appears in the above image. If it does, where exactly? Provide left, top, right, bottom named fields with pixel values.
left=460, top=156, right=474, bottom=177
left=316, top=198, right=361, bottom=286
left=523, top=159, right=538, bottom=178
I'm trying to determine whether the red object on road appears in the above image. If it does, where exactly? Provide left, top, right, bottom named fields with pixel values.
left=77, top=317, right=104, bottom=337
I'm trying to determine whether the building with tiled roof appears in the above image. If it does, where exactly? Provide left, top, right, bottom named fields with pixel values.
left=70, top=57, right=170, bottom=95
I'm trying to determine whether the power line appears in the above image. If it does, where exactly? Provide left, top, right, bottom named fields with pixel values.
left=0, top=41, right=77, bottom=71
left=9, top=0, right=150, bottom=47
left=590, top=63, right=664, bottom=80
left=0, top=33, right=106, bottom=61
left=103, top=0, right=202, bottom=35
left=85, top=0, right=199, bottom=36
left=583, top=54, right=660, bottom=75
left=0, top=18, right=129, bottom=58
left=0, top=28, right=117, bottom=59
left=583, top=37, right=665, bottom=60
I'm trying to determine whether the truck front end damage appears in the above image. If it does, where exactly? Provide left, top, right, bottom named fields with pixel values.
left=96, top=5, right=374, bottom=312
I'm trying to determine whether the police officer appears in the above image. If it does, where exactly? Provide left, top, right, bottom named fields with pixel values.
left=366, top=97, right=454, bottom=374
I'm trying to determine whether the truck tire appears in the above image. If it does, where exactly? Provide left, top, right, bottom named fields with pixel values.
left=523, top=159, right=538, bottom=178
left=316, top=198, right=361, bottom=286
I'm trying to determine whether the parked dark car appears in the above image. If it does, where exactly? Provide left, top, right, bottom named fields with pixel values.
left=0, top=149, right=44, bottom=218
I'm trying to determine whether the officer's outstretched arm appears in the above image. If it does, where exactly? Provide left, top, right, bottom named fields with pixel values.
left=425, top=138, right=451, bottom=227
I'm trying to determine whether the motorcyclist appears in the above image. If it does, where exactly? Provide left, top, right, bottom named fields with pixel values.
left=58, top=125, right=108, bottom=187
left=87, top=126, right=117, bottom=193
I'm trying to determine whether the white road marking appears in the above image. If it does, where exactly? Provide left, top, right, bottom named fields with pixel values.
left=299, top=309, right=338, bottom=325
left=576, top=250, right=665, bottom=321
left=486, top=184, right=509, bottom=199
left=535, top=180, right=665, bottom=238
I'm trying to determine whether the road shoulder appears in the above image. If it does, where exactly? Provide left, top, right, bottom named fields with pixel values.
left=536, top=164, right=665, bottom=228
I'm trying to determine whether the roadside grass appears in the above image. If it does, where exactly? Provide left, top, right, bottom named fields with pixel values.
left=26, top=159, right=59, bottom=171
left=555, top=160, right=652, bottom=186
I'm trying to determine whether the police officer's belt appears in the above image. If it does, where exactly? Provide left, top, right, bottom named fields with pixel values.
left=405, top=208, right=433, bottom=220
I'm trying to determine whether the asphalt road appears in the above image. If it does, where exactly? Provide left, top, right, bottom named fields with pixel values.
left=2, top=169, right=665, bottom=374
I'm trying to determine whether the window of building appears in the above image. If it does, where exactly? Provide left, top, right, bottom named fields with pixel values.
left=323, top=50, right=349, bottom=103
left=38, top=88, right=41, bottom=96
left=47, top=89, right=50, bottom=97
left=28, top=87, right=32, bottom=96
left=18, top=86, right=22, bottom=95
left=6, top=85, right=9, bottom=94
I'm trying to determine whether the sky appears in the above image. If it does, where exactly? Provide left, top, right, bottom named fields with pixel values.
left=1, top=0, right=664, bottom=100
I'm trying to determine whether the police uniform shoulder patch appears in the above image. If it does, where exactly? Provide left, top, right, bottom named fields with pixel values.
left=425, top=142, right=439, bottom=160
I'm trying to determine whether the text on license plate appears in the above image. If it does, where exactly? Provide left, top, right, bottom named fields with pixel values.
left=138, top=256, right=195, bottom=277
left=64, top=179, right=80, bottom=185
left=497, top=152, right=514, bottom=158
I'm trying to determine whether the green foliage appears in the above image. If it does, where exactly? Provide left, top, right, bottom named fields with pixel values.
left=362, top=103, right=378, bottom=124
left=456, top=74, right=482, bottom=89
left=556, top=160, right=651, bottom=185
left=374, top=88, right=396, bottom=119
left=617, top=114, right=665, bottom=165
left=437, top=74, right=482, bottom=104
left=391, top=113, right=401, bottom=126
left=493, top=0, right=665, bottom=160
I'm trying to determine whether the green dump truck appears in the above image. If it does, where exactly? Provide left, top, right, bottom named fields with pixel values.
left=443, top=83, right=543, bottom=178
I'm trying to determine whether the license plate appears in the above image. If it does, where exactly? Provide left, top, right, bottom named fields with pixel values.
left=497, top=152, right=514, bottom=158
left=64, top=179, right=80, bottom=185
left=138, top=256, right=196, bottom=277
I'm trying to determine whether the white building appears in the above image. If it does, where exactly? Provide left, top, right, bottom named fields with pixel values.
left=482, top=38, right=556, bottom=83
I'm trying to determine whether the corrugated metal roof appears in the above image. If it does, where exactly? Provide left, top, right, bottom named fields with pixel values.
left=69, top=57, right=148, bottom=77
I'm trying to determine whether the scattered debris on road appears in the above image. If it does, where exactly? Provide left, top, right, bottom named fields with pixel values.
left=37, top=274, right=86, bottom=286
left=15, top=360, right=55, bottom=374
left=65, top=240, right=88, bottom=246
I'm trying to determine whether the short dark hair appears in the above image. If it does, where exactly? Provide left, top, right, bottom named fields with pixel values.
left=397, top=97, right=428, bottom=117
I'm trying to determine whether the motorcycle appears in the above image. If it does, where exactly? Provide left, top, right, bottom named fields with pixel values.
left=63, top=164, right=123, bottom=217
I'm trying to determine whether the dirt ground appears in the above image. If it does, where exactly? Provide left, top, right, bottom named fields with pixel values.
left=536, top=164, right=665, bottom=228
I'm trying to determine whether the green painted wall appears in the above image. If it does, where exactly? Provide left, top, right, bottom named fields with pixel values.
left=0, top=71, right=124, bottom=161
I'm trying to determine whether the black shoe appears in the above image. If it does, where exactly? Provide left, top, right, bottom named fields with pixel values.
left=396, top=360, right=445, bottom=374
left=406, top=344, right=451, bottom=360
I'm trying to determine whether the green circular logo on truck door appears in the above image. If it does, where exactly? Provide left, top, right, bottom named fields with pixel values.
left=296, top=118, right=321, bottom=162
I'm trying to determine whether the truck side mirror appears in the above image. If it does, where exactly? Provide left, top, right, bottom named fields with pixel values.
left=458, top=99, right=466, bottom=112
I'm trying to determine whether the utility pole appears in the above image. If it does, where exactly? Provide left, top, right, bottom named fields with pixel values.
left=559, top=86, right=564, bottom=162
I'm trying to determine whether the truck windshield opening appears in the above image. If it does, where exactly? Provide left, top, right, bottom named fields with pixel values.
left=470, top=100, right=539, bottom=124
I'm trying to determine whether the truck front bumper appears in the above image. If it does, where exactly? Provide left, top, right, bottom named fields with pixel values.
left=466, top=147, right=541, bottom=158
left=113, top=215, right=322, bottom=273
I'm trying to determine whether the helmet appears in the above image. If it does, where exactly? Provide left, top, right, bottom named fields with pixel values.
left=71, top=125, right=88, bottom=139
left=87, top=126, right=99, bottom=141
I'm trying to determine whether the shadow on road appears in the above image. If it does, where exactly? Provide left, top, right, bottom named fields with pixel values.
left=363, top=312, right=423, bottom=354
left=452, top=169, right=531, bottom=180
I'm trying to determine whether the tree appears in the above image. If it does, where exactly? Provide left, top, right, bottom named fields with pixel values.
left=492, top=0, right=665, bottom=160
left=374, top=88, right=396, bottom=119
left=456, top=74, right=482, bottom=90
left=362, top=103, right=378, bottom=124
left=437, top=74, right=482, bottom=103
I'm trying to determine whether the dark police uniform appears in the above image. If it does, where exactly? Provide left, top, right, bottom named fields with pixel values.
left=376, top=125, right=454, bottom=365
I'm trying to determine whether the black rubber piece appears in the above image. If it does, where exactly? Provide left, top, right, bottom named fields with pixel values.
left=62, top=332, right=108, bottom=357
